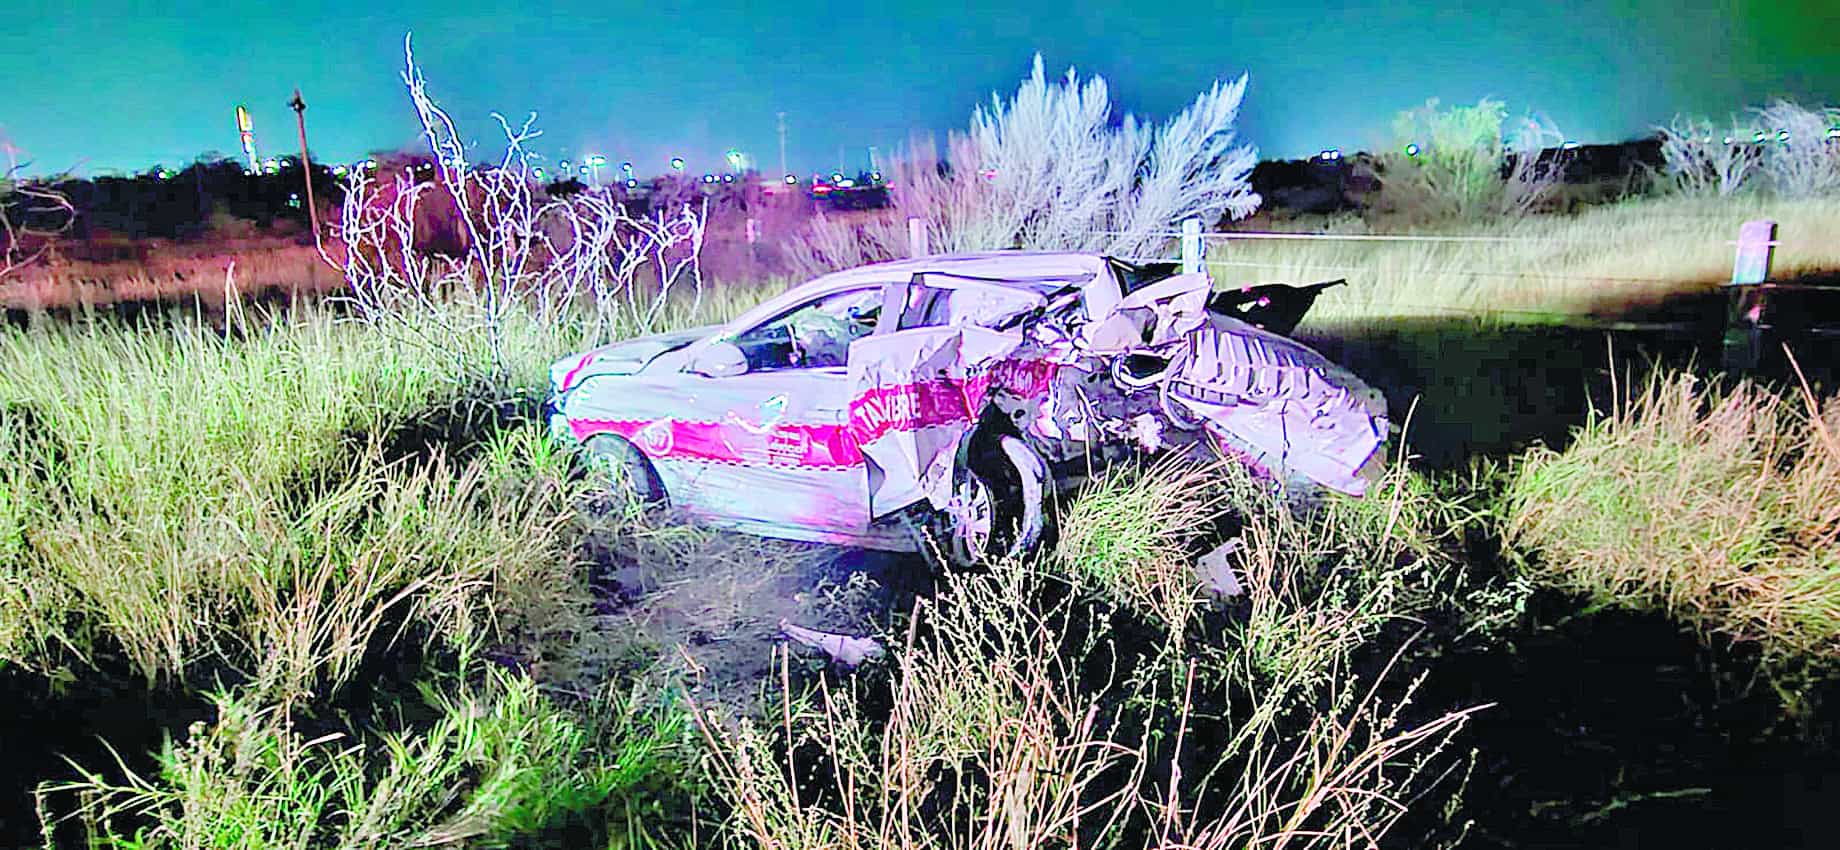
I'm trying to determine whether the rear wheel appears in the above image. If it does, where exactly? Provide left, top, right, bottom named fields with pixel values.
left=582, top=434, right=665, bottom=509
left=938, top=434, right=1049, bottom=569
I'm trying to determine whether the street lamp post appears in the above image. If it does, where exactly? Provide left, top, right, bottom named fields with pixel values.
left=587, top=155, right=607, bottom=186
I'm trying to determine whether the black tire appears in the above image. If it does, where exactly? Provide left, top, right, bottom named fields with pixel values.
left=935, top=434, right=1049, bottom=569
left=582, top=434, right=666, bottom=508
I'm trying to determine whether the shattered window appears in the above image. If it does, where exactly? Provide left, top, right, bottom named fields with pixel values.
left=1113, top=259, right=1182, bottom=296
left=732, top=287, right=883, bottom=371
left=898, top=282, right=1040, bottom=330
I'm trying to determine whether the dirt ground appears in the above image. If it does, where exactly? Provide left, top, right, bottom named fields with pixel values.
left=567, top=493, right=936, bottom=713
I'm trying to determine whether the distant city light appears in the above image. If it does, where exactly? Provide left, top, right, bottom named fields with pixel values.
left=1561, top=141, right=1580, bottom=150
left=784, top=174, right=798, bottom=184
left=559, top=159, right=572, bottom=170
left=588, top=155, right=606, bottom=166
left=838, top=178, right=855, bottom=188
left=1722, top=136, right=1734, bottom=145
left=1753, top=131, right=1767, bottom=143
left=333, top=165, right=348, bottom=176
left=830, top=172, right=843, bottom=182
left=670, top=157, right=685, bottom=171
left=1828, top=127, right=1840, bottom=139
left=1404, top=143, right=1420, bottom=157
left=1318, top=149, right=1340, bottom=161
left=364, top=159, right=377, bottom=170
left=620, top=161, right=633, bottom=174
left=626, top=178, right=638, bottom=188
left=702, top=173, right=714, bottom=183
left=533, top=167, right=546, bottom=180
left=721, top=174, right=734, bottom=183
left=870, top=171, right=882, bottom=181
left=1777, top=130, right=1791, bottom=142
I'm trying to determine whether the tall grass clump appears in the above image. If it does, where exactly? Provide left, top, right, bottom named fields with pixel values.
left=1054, top=453, right=1470, bottom=695
left=51, top=668, right=689, bottom=849
left=1053, top=456, right=1236, bottom=637
left=0, top=299, right=600, bottom=684
left=1504, top=366, right=1840, bottom=665
left=696, top=556, right=1482, bottom=850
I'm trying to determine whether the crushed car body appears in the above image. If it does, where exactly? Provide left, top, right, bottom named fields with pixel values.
left=547, top=251, right=1389, bottom=561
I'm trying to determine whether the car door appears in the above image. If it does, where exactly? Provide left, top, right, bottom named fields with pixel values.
left=847, top=275, right=1050, bottom=518
left=675, top=285, right=886, bottom=538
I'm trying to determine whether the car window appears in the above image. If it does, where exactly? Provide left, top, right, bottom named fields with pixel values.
left=732, top=287, right=883, bottom=371
left=897, top=282, right=1040, bottom=331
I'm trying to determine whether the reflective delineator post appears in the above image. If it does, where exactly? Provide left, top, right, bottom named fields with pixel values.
left=1181, top=217, right=1203, bottom=274
left=1722, top=219, right=1777, bottom=372
left=908, top=217, right=929, bottom=258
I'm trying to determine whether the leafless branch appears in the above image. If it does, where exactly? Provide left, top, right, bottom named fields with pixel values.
left=0, top=135, right=76, bottom=283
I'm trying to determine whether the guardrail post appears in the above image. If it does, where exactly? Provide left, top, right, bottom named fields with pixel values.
left=1181, top=217, right=1203, bottom=274
left=1721, top=219, right=1777, bottom=371
left=908, top=217, right=929, bottom=258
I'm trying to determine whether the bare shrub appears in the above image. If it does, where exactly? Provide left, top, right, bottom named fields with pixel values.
left=326, top=36, right=708, bottom=383
left=1655, top=114, right=1760, bottom=197
left=1750, top=99, right=1840, bottom=199
left=1374, top=98, right=1569, bottom=221
left=788, top=56, right=1260, bottom=277
left=0, top=135, right=75, bottom=282
left=1500, top=114, right=1570, bottom=216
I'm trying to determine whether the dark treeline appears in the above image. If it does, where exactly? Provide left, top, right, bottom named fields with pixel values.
left=23, top=157, right=345, bottom=242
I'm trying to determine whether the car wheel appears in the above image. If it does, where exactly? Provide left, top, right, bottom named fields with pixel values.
left=583, top=434, right=665, bottom=508
left=940, top=434, right=1049, bottom=569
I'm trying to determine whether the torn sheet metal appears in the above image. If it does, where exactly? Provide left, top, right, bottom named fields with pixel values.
left=1197, top=538, right=1245, bottom=598
left=845, top=324, right=1053, bottom=516
left=1044, top=274, right=1388, bottom=496
left=779, top=619, right=885, bottom=667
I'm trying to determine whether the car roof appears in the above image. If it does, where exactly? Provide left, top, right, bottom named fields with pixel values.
left=810, top=251, right=1114, bottom=294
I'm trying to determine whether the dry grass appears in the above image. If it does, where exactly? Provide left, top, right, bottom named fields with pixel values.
left=0, top=298, right=602, bottom=687
left=51, top=667, right=686, bottom=849
left=1053, top=451, right=1466, bottom=696
left=694, top=556, right=1482, bottom=850
left=1207, top=195, right=1840, bottom=327
left=2, top=239, right=336, bottom=310
left=1504, top=364, right=1840, bottom=663
left=1053, top=456, right=1236, bottom=637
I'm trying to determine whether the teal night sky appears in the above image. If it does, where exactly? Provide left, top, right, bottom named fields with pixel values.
left=3, top=0, right=1835, bottom=177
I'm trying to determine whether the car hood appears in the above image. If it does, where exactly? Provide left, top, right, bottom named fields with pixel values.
left=550, top=325, right=721, bottom=395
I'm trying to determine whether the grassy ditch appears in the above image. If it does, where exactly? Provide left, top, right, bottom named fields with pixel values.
left=1503, top=364, right=1840, bottom=673
left=0, top=296, right=724, bottom=846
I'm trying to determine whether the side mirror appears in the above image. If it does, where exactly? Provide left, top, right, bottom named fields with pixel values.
left=688, top=341, right=748, bottom=378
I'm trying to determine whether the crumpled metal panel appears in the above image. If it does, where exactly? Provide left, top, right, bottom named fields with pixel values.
left=1040, top=271, right=1388, bottom=496
left=845, top=324, right=1027, bottom=517
left=1170, top=316, right=1388, bottom=494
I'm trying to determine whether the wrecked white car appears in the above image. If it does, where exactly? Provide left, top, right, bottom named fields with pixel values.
left=547, top=252, right=1389, bottom=565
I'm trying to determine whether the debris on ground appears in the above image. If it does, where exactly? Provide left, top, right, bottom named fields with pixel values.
left=777, top=619, right=886, bottom=668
